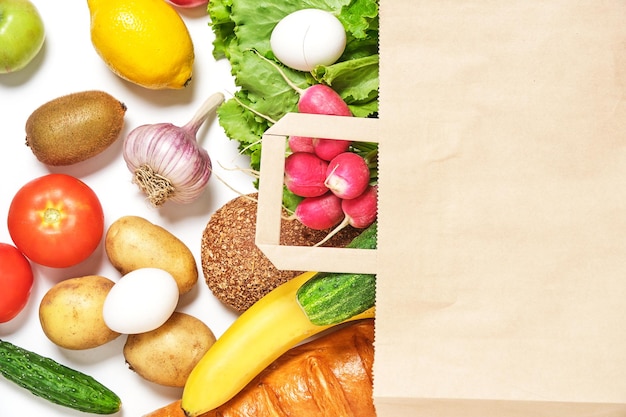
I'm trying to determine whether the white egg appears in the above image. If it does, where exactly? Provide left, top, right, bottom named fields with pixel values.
left=270, top=9, right=347, bottom=72
left=102, top=268, right=179, bottom=334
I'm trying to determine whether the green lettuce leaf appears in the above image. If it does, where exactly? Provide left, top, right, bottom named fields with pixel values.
left=207, top=0, right=379, bottom=205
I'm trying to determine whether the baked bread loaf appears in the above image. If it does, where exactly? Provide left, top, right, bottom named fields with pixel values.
left=143, top=319, right=376, bottom=417
left=201, top=193, right=361, bottom=312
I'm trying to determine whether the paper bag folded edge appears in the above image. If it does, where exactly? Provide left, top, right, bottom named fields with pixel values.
left=255, top=113, right=380, bottom=274
left=374, top=396, right=626, bottom=417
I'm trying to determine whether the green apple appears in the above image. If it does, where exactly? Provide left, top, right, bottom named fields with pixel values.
left=0, top=0, right=45, bottom=74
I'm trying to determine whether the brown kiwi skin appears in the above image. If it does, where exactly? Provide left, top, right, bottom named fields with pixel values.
left=25, top=90, right=127, bottom=166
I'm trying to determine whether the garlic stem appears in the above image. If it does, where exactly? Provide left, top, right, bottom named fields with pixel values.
left=183, top=92, right=226, bottom=136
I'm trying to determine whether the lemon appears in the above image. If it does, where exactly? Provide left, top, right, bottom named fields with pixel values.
left=87, top=0, right=194, bottom=89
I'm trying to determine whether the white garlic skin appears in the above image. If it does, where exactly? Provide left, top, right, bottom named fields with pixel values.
left=122, top=92, right=224, bottom=207
left=123, top=122, right=212, bottom=205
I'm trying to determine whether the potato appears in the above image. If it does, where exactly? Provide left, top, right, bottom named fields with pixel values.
left=39, top=275, right=120, bottom=350
left=123, top=312, right=216, bottom=387
left=105, top=215, right=198, bottom=294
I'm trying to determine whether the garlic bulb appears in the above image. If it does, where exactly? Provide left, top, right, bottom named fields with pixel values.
left=123, top=92, right=224, bottom=207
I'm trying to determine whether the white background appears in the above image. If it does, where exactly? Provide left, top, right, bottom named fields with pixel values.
left=0, top=1, right=257, bottom=415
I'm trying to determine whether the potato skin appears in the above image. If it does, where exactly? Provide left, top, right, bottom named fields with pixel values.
left=105, top=216, right=198, bottom=294
left=39, top=275, right=120, bottom=350
left=123, top=312, right=216, bottom=387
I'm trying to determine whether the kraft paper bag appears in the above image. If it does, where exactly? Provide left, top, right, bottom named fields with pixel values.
left=256, top=0, right=626, bottom=416
left=374, top=0, right=626, bottom=416
left=256, top=113, right=379, bottom=274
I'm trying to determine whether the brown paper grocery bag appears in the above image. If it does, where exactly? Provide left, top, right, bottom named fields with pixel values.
left=257, top=0, right=626, bottom=416
left=255, top=113, right=379, bottom=274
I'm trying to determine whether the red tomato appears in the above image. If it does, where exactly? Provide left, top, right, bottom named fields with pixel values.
left=0, top=243, right=34, bottom=323
left=7, top=174, right=104, bottom=268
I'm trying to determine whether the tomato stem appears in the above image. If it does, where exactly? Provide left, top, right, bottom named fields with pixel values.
left=42, top=208, right=62, bottom=226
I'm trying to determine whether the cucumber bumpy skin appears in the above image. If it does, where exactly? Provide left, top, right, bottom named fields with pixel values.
left=0, top=339, right=121, bottom=414
left=297, top=221, right=377, bottom=326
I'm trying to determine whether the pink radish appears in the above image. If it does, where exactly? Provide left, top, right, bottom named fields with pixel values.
left=295, top=83, right=352, bottom=116
left=314, top=185, right=378, bottom=247
left=296, top=84, right=352, bottom=161
left=341, top=185, right=378, bottom=228
left=284, top=152, right=329, bottom=197
left=253, top=50, right=352, bottom=116
left=325, top=152, right=370, bottom=199
left=292, top=83, right=352, bottom=161
left=288, top=136, right=315, bottom=153
left=312, top=138, right=351, bottom=161
left=253, top=50, right=353, bottom=161
left=294, top=192, right=343, bottom=230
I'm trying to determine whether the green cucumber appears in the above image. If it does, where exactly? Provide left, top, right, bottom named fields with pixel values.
left=0, top=339, right=121, bottom=414
left=297, top=222, right=377, bottom=326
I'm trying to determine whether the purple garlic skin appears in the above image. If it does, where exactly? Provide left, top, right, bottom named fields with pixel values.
left=122, top=93, right=224, bottom=207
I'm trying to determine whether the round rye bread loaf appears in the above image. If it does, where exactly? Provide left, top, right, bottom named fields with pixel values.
left=201, top=194, right=361, bottom=312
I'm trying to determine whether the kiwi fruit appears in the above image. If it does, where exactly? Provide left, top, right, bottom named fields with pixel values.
left=25, top=90, right=127, bottom=166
